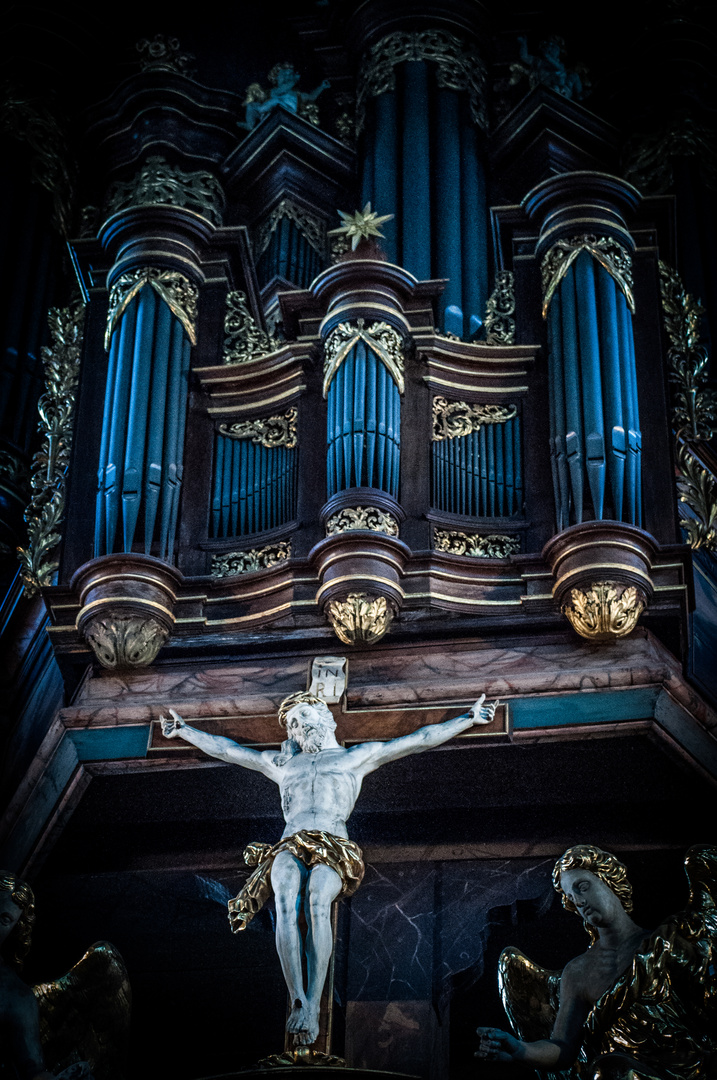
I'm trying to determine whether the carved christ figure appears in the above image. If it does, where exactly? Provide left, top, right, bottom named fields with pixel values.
left=160, top=692, right=496, bottom=1047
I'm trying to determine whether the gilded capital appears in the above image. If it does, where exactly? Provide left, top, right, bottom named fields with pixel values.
left=326, top=592, right=394, bottom=645
left=105, top=268, right=198, bottom=350
left=562, top=581, right=645, bottom=642
left=323, top=320, right=404, bottom=397
left=541, top=235, right=635, bottom=318
left=83, top=614, right=169, bottom=669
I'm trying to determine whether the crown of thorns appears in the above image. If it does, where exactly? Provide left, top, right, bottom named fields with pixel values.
left=277, top=691, right=330, bottom=729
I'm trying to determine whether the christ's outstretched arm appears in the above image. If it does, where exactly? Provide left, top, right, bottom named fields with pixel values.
left=159, top=708, right=276, bottom=776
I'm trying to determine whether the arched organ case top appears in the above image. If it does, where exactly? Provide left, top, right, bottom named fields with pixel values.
left=95, top=276, right=195, bottom=561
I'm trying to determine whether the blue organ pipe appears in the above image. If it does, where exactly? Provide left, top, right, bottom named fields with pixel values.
left=478, top=425, right=487, bottom=513
left=365, top=347, right=377, bottom=484
left=171, top=332, right=191, bottom=552
left=434, top=88, right=463, bottom=330
left=121, top=287, right=155, bottom=551
left=143, top=296, right=172, bottom=551
left=504, top=421, right=515, bottom=515
left=354, top=342, right=367, bottom=485
left=261, top=444, right=269, bottom=532
left=487, top=423, right=497, bottom=515
left=158, top=318, right=185, bottom=560
left=460, top=120, right=488, bottom=338
left=560, top=271, right=585, bottom=523
left=619, top=292, right=642, bottom=526
left=575, top=254, right=606, bottom=519
left=95, top=322, right=121, bottom=556
left=211, top=435, right=224, bottom=536
left=401, top=62, right=431, bottom=280
left=239, top=439, right=248, bottom=535
left=376, top=354, right=387, bottom=487
left=326, top=370, right=335, bottom=495
left=596, top=267, right=625, bottom=520
left=495, top=421, right=505, bottom=516
left=459, top=429, right=467, bottom=514
left=385, top=367, right=394, bottom=492
left=103, top=296, right=138, bottom=554
left=360, top=109, right=375, bottom=209
left=221, top=436, right=232, bottom=536
left=514, top=418, right=523, bottom=512
left=342, top=348, right=354, bottom=486
left=548, top=295, right=570, bottom=529
left=230, top=440, right=240, bottom=535
left=372, top=93, right=399, bottom=263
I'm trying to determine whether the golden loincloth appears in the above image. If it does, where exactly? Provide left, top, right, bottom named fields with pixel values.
left=228, top=829, right=365, bottom=933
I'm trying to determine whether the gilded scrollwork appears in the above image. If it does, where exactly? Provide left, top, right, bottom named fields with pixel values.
left=105, top=267, right=198, bottom=349
left=323, top=319, right=404, bottom=396
left=17, top=305, right=84, bottom=596
left=326, top=592, right=394, bottom=645
left=135, top=34, right=196, bottom=76
left=325, top=506, right=399, bottom=537
left=485, top=271, right=516, bottom=345
left=433, top=530, right=520, bottom=559
left=218, top=408, right=297, bottom=450
left=658, top=261, right=715, bottom=442
left=432, top=397, right=517, bottom=441
left=356, top=30, right=487, bottom=133
left=83, top=614, right=169, bottom=669
left=223, top=290, right=280, bottom=365
left=211, top=541, right=291, bottom=578
left=675, top=444, right=717, bottom=553
left=541, top=235, right=635, bottom=318
left=562, top=581, right=645, bottom=642
left=104, top=154, right=224, bottom=226
left=255, top=199, right=327, bottom=260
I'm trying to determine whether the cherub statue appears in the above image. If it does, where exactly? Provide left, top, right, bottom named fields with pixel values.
left=476, top=844, right=717, bottom=1079
left=239, top=62, right=330, bottom=131
left=0, top=872, right=131, bottom=1080
left=510, top=36, right=588, bottom=101
left=161, top=691, right=497, bottom=1048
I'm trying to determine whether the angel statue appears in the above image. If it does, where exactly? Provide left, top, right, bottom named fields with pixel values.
left=238, top=62, right=330, bottom=131
left=476, top=844, right=717, bottom=1079
left=0, top=872, right=131, bottom=1080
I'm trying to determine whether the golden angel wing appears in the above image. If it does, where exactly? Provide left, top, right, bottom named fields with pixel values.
left=498, top=945, right=562, bottom=1043
left=32, top=941, right=131, bottom=1080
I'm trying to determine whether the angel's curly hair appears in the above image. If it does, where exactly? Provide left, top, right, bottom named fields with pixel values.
left=268, top=62, right=298, bottom=86
left=0, top=872, right=36, bottom=970
left=552, top=845, right=633, bottom=944
left=277, top=691, right=330, bottom=729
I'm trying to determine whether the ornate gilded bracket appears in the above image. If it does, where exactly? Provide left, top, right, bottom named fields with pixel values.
left=323, top=319, right=404, bottom=397
left=255, top=199, right=327, bottom=260
left=104, top=155, right=224, bottom=225
left=223, top=290, right=280, bottom=365
left=562, top=581, right=645, bottom=642
left=434, top=530, right=520, bottom=559
left=541, top=235, right=635, bottom=318
left=105, top=268, right=198, bottom=350
left=485, top=271, right=516, bottom=345
left=17, top=305, right=84, bottom=596
left=325, top=506, right=399, bottom=537
left=211, top=540, right=291, bottom=578
left=84, top=614, right=169, bottom=669
left=356, top=29, right=487, bottom=133
left=218, top=408, right=297, bottom=450
left=326, top=592, right=394, bottom=645
left=432, top=397, right=517, bottom=441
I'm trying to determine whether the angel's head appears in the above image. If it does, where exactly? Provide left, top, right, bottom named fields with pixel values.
left=0, top=872, right=35, bottom=969
left=268, top=62, right=299, bottom=90
left=552, top=845, right=633, bottom=943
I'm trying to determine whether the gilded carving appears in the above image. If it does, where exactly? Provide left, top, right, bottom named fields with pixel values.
left=658, top=261, right=715, bottom=442
left=135, top=34, right=196, bottom=76
left=356, top=30, right=487, bottom=132
left=223, top=290, right=280, bottom=365
left=255, top=199, right=327, bottom=260
left=562, top=581, right=645, bottom=642
left=323, top=319, right=404, bottom=396
left=325, top=506, right=400, bottom=537
left=541, top=235, right=635, bottom=318
left=104, top=155, right=224, bottom=226
left=327, top=203, right=394, bottom=252
left=218, top=408, right=297, bottom=450
left=432, top=397, right=517, bottom=441
left=624, top=116, right=717, bottom=196
left=105, top=268, right=198, bottom=349
left=485, top=271, right=516, bottom=345
left=83, top=614, right=169, bottom=669
left=433, top=530, right=520, bottom=559
left=17, top=305, right=84, bottom=597
left=326, top=592, right=394, bottom=645
left=211, top=541, right=291, bottom=578
left=675, top=444, right=717, bottom=553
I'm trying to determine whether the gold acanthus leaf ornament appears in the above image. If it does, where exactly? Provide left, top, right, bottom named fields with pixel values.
left=323, top=319, right=405, bottom=397
left=326, top=592, right=394, bottom=645
left=485, top=271, right=516, bottom=345
left=325, top=506, right=400, bottom=537
left=17, top=304, right=84, bottom=597
left=211, top=541, right=291, bottom=579
left=562, top=581, right=645, bottom=642
left=255, top=198, right=327, bottom=260
left=223, top=290, right=280, bottom=365
left=432, top=397, right=517, bottom=441
left=675, top=444, right=717, bottom=553
left=541, top=235, right=635, bottom=318
left=658, top=261, right=715, bottom=443
left=83, top=614, right=169, bottom=669
left=434, top=530, right=520, bottom=559
left=104, top=154, right=224, bottom=225
left=105, top=268, right=198, bottom=349
left=218, top=408, right=297, bottom=450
